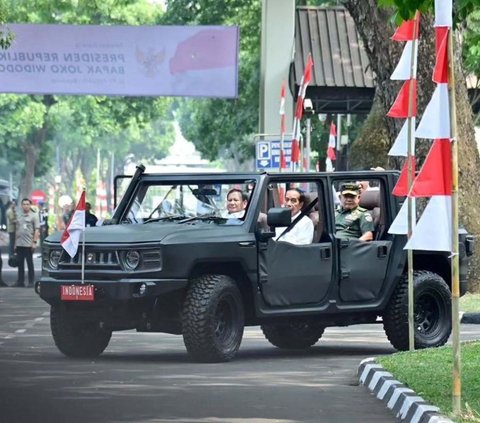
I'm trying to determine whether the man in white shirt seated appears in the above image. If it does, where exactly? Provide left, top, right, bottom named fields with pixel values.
left=224, top=188, right=248, bottom=218
left=274, top=188, right=314, bottom=245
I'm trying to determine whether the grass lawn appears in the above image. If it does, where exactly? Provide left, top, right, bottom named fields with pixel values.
left=460, top=293, right=480, bottom=313
left=378, top=342, right=480, bottom=422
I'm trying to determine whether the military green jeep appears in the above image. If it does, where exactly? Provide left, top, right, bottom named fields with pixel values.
left=36, top=165, right=474, bottom=362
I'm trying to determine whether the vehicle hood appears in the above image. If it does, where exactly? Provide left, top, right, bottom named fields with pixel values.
left=46, top=222, right=247, bottom=245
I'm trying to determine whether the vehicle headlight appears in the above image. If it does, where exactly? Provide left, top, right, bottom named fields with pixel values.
left=124, top=250, right=141, bottom=270
left=49, top=250, right=62, bottom=269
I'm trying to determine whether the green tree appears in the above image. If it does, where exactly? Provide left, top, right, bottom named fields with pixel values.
left=163, top=0, right=261, bottom=168
left=0, top=0, right=174, bottom=201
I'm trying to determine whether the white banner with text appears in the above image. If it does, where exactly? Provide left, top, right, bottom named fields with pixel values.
left=0, top=24, right=239, bottom=97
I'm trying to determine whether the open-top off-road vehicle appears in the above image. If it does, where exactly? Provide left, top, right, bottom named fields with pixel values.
left=37, top=165, right=474, bottom=362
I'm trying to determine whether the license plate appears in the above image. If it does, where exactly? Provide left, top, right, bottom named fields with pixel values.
left=60, top=284, right=95, bottom=301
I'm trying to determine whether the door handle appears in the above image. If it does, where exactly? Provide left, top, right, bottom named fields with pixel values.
left=320, top=248, right=331, bottom=260
left=238, top=241, right=255, bottom=247
left=377, top=245, right=388, bottom=258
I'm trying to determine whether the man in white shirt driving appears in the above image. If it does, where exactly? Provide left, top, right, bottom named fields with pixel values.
left=274, top=188, right=314, bottom=245
left=225, top=188, right=248, bottom=218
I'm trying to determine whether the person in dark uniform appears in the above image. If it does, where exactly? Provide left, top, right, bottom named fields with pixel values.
left=335, top=183, right=374, bottom=241
left=85, top=202, right=98, bottom=227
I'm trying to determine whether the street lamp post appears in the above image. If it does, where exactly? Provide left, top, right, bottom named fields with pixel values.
left=54, top=175, right=61, bottom=231
left=303, top=98, right=315, bottom=172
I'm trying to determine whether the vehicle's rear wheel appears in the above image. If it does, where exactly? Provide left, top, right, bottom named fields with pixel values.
left=261, top=322, right=325, bottom=349
left=50, top=305, right=112, bottom=358
left=182, top=274, right=244, bottom=362
left=383, top=270, right=451, bottom=351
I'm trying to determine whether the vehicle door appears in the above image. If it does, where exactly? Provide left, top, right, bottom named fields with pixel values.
left=332, top=177, right=393, bottom=302
left=258, top=178, right=334, bottom=307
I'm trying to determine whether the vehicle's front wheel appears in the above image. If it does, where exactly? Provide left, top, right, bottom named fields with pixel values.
left=182, top=274, right=244, bottom=362
left=383, top=270, right=451, bottom=351
left=50, top=305, right=112, bottom=358
left=261, top=322, right=325, bottom=349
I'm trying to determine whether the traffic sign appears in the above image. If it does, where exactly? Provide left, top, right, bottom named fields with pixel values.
left=255, top=139, right=292, bottom=171
left=30, top=189, right=46, bottom=205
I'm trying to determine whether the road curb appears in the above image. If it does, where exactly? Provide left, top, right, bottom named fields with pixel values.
left=358, top=357, right=454, bottom=423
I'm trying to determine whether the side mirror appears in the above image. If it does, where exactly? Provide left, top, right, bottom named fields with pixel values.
left=267, top=207, right=291, bottom=227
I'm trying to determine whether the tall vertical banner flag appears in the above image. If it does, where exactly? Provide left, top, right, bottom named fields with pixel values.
left=291, top=54, right=313, bottom=165
left=387, top=13, right=419, bottom=236
left=61, top=191, right=86, bottom=258
left=405, top=1, right=453, bottom=253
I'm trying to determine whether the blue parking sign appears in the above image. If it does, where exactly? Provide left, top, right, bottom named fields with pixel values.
left=256, top=140, right=292, bottom=171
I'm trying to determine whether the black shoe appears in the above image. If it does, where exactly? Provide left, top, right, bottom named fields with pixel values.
left=0, top=280, right=8, bottom=287
left=13, top=281, right=24, bottom=288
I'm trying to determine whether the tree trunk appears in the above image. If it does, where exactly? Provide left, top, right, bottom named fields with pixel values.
left=19, top=143, right=38, bottom=202
left=343, top=0, right=480, bottom=291
left=19, top=95, right=55, bottom=202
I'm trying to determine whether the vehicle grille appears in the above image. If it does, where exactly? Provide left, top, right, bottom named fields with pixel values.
left=57, top=248, right=162, bottom=272
left=59, top=249, right=121, bottom=270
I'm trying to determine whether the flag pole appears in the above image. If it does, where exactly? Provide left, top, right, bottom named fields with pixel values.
left=447, top=27, right=461, bottom=416
left=81, top=188, right=86, bottom=285
left=407, top=12, right=420, bottom=352
left=279, top=80, right=286, bottom=173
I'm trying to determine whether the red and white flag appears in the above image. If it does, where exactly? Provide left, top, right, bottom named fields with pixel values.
left=61, top=191, right=86, bottom=258
left=391, top=41, right=418, bottom=80
left=388, top=198, right=416, bottom=235
left=327, top=122, right=337, bottom=160
left=387, top=79, right=417, bottom=118
left=291, top=54, right=313, bottom=164
left=415, top=84, right=450, bottom=138
left=415, top=27, right=450, bottom=139
left=391, top=16, right=420, bottom=41
left=388, top=118, right=416, bottom=156
left=392, top=156, right=416, bottom=196
left=434, top=0, right=452, bottom=27
left=405, top=139, right=453, bottom=251
left=409, top=139, right=452, bottom=197
left=405, top=196, right=452, bottom=251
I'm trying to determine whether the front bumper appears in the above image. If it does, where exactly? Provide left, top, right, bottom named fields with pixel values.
left=36, top=277, right=189, bottom=304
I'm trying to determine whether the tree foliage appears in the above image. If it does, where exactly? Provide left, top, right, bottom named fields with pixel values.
left=0, top=0, right=174, bottom=201
left=162, top=0, right=261, bottom=167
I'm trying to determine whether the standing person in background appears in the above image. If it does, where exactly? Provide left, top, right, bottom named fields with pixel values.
left=85, top=202, right=98, bottom=227
left=38, top=201, right=49, bottom=257
left=38, top=201, right=49, bottom=242
left=62, top=203, right=72, bottom=230
left=6, top=199, right=17, bottom=257
left=0, top=246, right=6, bottom=286
left=14, top=198, right=40, bottom=288
left=0, top=198, right=6, bottom=231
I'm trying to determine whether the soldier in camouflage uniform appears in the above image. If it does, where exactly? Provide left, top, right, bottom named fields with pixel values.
left=335, top=183, right=374, bottom=241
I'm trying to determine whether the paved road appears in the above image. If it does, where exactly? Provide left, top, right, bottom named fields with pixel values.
left=1, top=259, right=479, bottom=423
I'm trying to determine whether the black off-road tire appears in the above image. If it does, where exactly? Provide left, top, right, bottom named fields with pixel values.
left=50, top=305, right=112, bottom=358
left=383, top=270, right=451, bottom=351
left=182, top=275, right=244, bottom=362
left=261, top=322, right=325, bottom=350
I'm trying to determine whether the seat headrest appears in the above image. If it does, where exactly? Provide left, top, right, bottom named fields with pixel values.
left=303, top=193, right=319, bottom=211
left=359, top=190, right=379, bottom=209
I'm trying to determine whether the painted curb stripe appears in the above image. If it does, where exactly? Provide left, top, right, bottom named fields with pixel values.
left=377, top=378, right=401, bottom=400
left=387, top=387, right=414, bottom=409
left=410, top=405, right=440, bottom=423
left=398, top=396, right=424, bottom=419
left=368, top=371, right=391, bottom=390
left=359, top=359, right=454, bottom=423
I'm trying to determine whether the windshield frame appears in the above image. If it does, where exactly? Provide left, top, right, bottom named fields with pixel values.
left=119, top=174, right=261, bottom=226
